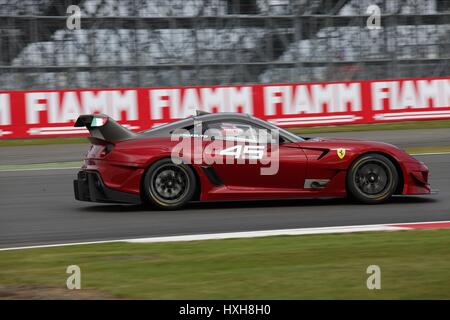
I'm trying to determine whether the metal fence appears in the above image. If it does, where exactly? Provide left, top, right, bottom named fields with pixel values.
left=0, top=0, right=449, bottom=89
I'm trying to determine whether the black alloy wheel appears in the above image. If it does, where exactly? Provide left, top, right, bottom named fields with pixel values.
left=347, top=153, right=399, bottom=204
left=143, top=158, right=196, bottom=210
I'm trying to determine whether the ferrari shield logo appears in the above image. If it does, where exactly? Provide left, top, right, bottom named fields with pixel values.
left=337, top=148, right=346, bottom=159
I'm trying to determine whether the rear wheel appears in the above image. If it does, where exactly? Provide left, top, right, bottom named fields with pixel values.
left=347, top=153, right=398, bottom=204
left=143, top=158, right=196, bottom=210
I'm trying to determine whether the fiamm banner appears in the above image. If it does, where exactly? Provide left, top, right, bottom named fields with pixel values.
left=0, top=77, right=449, bottom=139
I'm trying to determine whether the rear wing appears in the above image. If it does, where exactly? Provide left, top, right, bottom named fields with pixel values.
left=74, top=114, right=136, bottom=143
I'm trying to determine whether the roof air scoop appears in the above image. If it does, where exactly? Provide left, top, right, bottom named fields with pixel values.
left=195, top=110, right=211, bottom=116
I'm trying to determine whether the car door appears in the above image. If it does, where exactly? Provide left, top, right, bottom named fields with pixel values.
left=201, top=119, right=307, bottom=190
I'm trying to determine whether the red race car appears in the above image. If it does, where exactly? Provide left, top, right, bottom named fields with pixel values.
left=73, top=112, right=431, bottom=210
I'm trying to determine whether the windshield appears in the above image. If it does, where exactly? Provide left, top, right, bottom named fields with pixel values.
left=249, top=116, right=304, bottom=142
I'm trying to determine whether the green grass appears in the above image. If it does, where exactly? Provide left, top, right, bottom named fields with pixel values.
left=1, top=229, right=449, bottom=299
left=1, top=120, right=449, bottom=147
left=405, top=146, right=450, bottom=154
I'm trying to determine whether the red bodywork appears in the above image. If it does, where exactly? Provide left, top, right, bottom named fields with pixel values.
left=81, top=135, right=431, bottom=203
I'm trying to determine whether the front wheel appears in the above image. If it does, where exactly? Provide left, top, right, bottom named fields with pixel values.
left=347, top=153, right=398, bottom=204
left=143, top=158, right=196, bottom=210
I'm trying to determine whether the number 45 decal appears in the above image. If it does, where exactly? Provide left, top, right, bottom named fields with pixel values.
left=219, top=145, right=265, bottom=160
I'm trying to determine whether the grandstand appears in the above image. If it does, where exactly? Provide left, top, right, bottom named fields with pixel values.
left=0, top=0, right=449, bottom=89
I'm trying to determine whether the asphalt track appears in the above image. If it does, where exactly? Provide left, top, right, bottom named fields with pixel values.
left=0, top=151, right=449, bottom=249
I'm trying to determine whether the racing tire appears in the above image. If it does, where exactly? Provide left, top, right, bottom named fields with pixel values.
left=347, top=153, right=398, bottom=204
left=143, top=158, right=196, bottom=210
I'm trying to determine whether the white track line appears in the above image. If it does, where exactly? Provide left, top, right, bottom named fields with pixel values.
left=126, top=225, right=405, bottom=244
left=0, top=240, right=129, bottom=252
left=1, top=220, right=450, bottom=252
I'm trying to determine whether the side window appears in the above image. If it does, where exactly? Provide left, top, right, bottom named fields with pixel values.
left=206, top=121, right=276, bottom=144
left=186, top=123, right=206, bottom=135
left=171, top=122, right=207, bottom=139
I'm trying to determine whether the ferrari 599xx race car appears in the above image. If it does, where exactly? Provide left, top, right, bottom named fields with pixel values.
left=73, top=112, right=431, bottom=210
